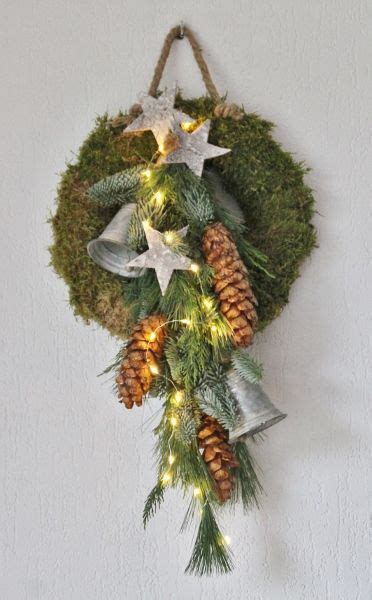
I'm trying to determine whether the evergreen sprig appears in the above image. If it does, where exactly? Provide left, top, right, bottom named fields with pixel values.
left=143, top=483, right=165, bottom=527
left=87, top=166, right=142, bottom=206
left=185, top=502, right=234, bottom=576
left=232, top=441, right=263, bottom=511
left=231, top=348, right=264, bottom=384
left=198, top=365, right=238, bottom=430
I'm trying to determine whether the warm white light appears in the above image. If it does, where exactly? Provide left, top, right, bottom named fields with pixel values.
left=181, top=122, right=193, bottom=132
left=181, top=318, right=191, bottom=326
left=169, top=416, right=178, bottom=427
left=162, top=472, right=172, bottom=485
left=190, top=263, right=200, bottom=274
left=149, top=364, right=159, bottom=375
left=148, top=331, right=157, bottom=342
left=164, top=232, right=174, bottom=244
left=154, top=191, right=164, bottom=205
left=142, top=168, right=151, bottom=179
left=193, top=487, right=202, bottom=497
left=202, top=297, right=213, bottom=310
left=173, top=390, right=184, bottom=406
left=168, top=453, right=176, bottom=465
left=210, top=324, right=218, bottom=332
left=224, top=535, right=231, bottom=546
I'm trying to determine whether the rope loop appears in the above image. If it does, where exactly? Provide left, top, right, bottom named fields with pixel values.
left=128, top=25, right=243, bottom=121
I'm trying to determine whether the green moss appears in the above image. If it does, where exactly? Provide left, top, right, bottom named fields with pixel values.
left=50, top=98, right=316, bottom=337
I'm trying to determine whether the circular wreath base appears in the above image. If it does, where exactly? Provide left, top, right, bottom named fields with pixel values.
left=50, top=96, right=316, bottom=338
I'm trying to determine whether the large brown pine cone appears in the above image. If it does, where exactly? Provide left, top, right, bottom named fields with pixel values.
left=202, top=222, right=258, bottom=347
left=198, top=415, right=239, bottom=502
left=116, top=314, right=167, bottom=409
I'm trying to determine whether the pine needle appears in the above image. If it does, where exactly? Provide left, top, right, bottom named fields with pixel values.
left=185, top=502, right=234, bottom=576
left=231, top=349, right=264, bottom=384
left=143, top=483, right=165, bottom=527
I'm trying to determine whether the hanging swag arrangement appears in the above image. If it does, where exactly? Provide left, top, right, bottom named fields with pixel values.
left=50, top=25, right=316, bottom=575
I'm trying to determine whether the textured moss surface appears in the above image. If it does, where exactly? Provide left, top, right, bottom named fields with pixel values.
left=50, top=96, right=316, bottom=338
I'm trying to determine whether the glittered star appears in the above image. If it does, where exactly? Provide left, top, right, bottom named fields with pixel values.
left=126, top=222, right=192, bottom=295
left=161, top=120, right=230, bottom=177
left=124, top=87, right=194, bottom=147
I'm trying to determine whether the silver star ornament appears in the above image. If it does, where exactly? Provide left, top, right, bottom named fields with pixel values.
left=161, top=120, right=230, bottom=177
left=126, top=222, right=192, bottom=295
left=124, top=87, right=193, bottom=147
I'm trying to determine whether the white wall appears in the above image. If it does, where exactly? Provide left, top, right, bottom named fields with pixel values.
left=1, top=1, right=371, bottom=598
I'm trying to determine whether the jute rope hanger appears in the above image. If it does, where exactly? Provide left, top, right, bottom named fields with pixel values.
left=128, top=24, right=243, bottom=122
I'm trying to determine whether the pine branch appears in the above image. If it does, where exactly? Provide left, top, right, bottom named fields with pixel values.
left=185, top=502, right=233, bottom=576
left=126, top=197, right=167, bottom=250
left=143, top=483, right=165, bottom=527
left=198, top=365, right=238, bottom=430
left=180, top=185, right=215, bottom=227
left=176, top=403, right=198, bottom=445
left=231, top=348, right=264, bottom=384
left=87, top=166, right=142, bottom=206
left=232, top=441, right=263, bottom=511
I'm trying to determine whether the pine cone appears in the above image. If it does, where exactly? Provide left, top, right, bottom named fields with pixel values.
left=198, top=415, right=239, bottom=502
left=116, top=315, right=167, bottom=409
left=202, top=222, right=258, bottom=347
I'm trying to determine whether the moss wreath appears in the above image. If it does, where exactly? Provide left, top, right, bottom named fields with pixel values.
left=50, top=30, right=316, bottom=340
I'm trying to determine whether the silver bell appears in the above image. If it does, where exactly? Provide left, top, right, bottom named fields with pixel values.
left=227, top=369, right=287, bottom=442
left=87, top=203, right=141, bottom=278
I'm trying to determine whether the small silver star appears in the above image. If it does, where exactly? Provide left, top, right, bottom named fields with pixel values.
left=161, top=120, right=230, bottom=177
left=126, top=222, right=192, bottom=295
left=124, top=87, right=193, bottom=147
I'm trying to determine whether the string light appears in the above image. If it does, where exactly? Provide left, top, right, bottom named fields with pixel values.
left=181, top=122, right=193, bottom=132
left=210, top=324, right=218, bottom=332
left=168, top=453, right=176, bottom=465
left=149, top=364, right=159, bottom=375
left=190, top=263, right=200, bottom=274
left=154, top=190, right=164, bottom=205
left=223, top=535, right=232, bottom=546
left=173, top=390, right=184, bottom=406
left=158, top=143, right=165, bottom=154
left=142, top=168, right=151, bottom=180
left=164, top=231, right=174, bottom=244
left=148, top=331, right=157, bottom=342
left=193, top=487, right=202, bottom=497
left=169, top=415, right=178, bottom=427
left=162, top=472, right=172, bottom=485
left=181, top=318, right=191, bottom=326
left=202, top=297, right=213, bottom=310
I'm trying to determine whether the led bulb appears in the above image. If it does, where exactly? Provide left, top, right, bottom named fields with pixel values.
left=193, top=487, right=201, bottom=497
left=202, top=297, right=213, bottom=310
left=154, top=191, right=164, bottom=205
left=168, top=454, right=175, bottom=465
left=149, top=364, right=159, bottom=375
left=162, top=472, right=172, bottom=485
left=210, top=324, right=218, bottom=332
left=164, top=232, right=174, bottom=244
left=224, top=535, right=232, bottom=546
left=181, top=318, right=191, bottom=326
left=173, top=390, right=184, bottom=406
left=148, top=331, right=157, bottom=342
left=190, top=263, right=200, bottom=274
left=181, top=122, right=193, bottom=132
left=142, top=168, right=151, bottom=179
left=169, top=416, right=178, bottom=427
